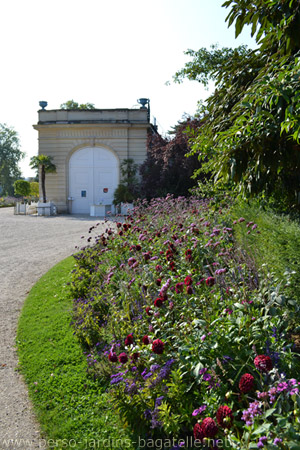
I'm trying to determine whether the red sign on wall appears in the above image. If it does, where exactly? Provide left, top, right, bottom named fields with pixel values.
left=103, top=188, right=108, bottom=193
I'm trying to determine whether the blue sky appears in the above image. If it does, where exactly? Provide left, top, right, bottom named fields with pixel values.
left=0, top=0, right=256, bottom=176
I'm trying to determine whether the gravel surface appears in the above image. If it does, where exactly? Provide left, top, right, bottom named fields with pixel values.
left=0, top=208, right=110, bottom=450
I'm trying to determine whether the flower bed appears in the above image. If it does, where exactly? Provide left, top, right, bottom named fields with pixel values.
left=70, top=196, right=300, bottom=449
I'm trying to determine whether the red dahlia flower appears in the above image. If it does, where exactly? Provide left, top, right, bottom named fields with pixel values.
left=186, top=286, right=193, bottom=294
left=118, top=352, right=128, bottom=364
left=124, top=334, right=134, bottom=346
left=169, top=262, right=176, bottom=271
left=130, top=352, right=139, bottom=361
left=175, top=282, right=184, bottom=293
left=166, top=249, right=173, bottom=261
left=216, top=405, right=233, bottom=429
left=152, top=339, right=164, bottom=354
left=193, top=423, right=204, bottom=441
left=108, top=352, right=118, bottom=362
left=156, top=278, right=162, bottom=286
left=154, top=298, right=163, bottom=307
left=145, top=306, right=153, bottom=316
left=254, top=355, right=273, bottom=373
left=185, top=249, right=192, bottom=261
left=239, top=373, right=255, bottom=393
left=206, top=277, right=215, bottom=286
left=184, top=276, right=193, bottom=286
left=142, top=335, right=150, bottom=345
left=201, top=417, right=218, bottom=437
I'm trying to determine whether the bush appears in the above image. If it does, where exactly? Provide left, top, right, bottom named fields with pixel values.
left=14, top=179, right=31, bottom=198
left=70, top=196, right=300, bottom=448
left=140, top=119, right=204, bottom=199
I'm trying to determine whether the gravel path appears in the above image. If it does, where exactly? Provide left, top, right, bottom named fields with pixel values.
left=0, top=208, right=109, bottom=450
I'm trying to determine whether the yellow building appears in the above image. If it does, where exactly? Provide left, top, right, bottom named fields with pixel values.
left=33, top=105, right=151, bottom=214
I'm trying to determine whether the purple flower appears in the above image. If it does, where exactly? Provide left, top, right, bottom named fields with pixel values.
left=155, top=396, right=164, bottom=407
left=277, top=382, right=288, bottom=392
left=192, top=405, right=207, bottom=416
left=257, top=436, right=268, bottom=448
left=241, top=401, right=262, bottom=426
left=215, top=268, right=227, bottom=275
left=203, top=373, right=212, bottom=382
left=273, top=438, right=282, bottom=446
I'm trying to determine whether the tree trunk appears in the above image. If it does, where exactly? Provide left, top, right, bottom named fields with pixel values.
left=41, top=165, right=46, bottom=203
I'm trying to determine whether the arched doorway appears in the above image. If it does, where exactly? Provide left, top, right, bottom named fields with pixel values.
left=69, top=147, right=118, bottom=214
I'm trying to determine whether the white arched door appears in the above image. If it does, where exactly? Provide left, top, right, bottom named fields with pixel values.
left=69, top=147, right=118, bottom=214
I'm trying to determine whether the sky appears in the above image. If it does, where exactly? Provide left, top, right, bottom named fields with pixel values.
left=0, top=0, right=256, bottom=177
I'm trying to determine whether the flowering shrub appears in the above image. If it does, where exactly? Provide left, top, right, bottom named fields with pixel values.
left=70, top=196, right=300, bottom=448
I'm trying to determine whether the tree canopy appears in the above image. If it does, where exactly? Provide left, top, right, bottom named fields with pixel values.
left=30, top=154, right=56, bottom=203
left=174, top=0, right=300, bottom=208
left=60, top=100, right=95, bottom=110
left=14, top=179, right=31, bottom=198
left=0, top=124, right=24, bottom=196
left=140, top=118, right=204, bottom=199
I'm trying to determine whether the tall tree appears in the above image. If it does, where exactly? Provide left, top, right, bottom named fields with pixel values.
left=30, top=155, right=56, bottom=203
left=174, top=0, right=300, bottom=208
left=140, top=118, right=203, bottom=199
left=0, top=124, right=24, bottom=196
left=60, top=100, right=95, bottom=110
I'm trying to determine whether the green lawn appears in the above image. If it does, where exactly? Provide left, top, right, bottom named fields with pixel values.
left=17, top=257, right=136, bottom=450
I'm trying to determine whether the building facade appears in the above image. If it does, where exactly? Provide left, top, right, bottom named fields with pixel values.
left=33, top=108, right=150, bottom=213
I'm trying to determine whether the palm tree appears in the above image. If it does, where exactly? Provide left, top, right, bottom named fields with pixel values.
left=30, top=155, right=56, bottom=203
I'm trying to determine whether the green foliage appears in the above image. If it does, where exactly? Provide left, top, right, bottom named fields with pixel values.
left=113, top=159, right=139, bottom=205
left=30, top=154, right=56, bottom=203
left=29, top=154, right=56, bottom=173
left=0, top=124, right=24, bottom=196
left=174, top=0, right=300, bottom=208
left=30, top=181, right=39, bottom=198
left=231, top=200, right=300, bottom=302
left=60, top=100, right=95, bottom=110
left=17, top=257, right=135, bottom=450
left=173, top=44, right=252, bottom=87
left=223, top=0, right=300, bottom=55
left=14, top=179, right=31, bottom=198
